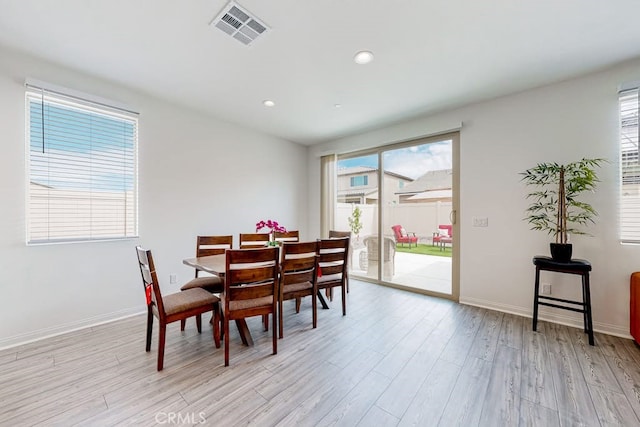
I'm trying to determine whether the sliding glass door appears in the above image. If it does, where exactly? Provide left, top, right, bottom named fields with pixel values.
left=381, top=139, right=454, bottom=295
left=334, top=133, right=459, bottom=300
left=334, top=154, right=379, bottom=278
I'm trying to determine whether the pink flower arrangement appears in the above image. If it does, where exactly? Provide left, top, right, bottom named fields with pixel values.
left=255, top=219, right=287, bottom=234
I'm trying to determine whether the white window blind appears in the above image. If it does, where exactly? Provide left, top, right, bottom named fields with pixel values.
left=26, top=86, right=138, bottom=243
left=620, top=87, right=640, bottom=242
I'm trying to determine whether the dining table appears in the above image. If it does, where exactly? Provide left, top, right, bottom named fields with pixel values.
left=183, top=253, right=330, bottom=347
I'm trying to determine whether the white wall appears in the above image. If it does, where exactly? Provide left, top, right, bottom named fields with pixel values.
left=0, top=46, right=308, bottom=347
left=309, top=57, right=640, bottom=337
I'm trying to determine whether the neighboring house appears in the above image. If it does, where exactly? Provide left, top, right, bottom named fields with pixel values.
left=395, top=169, right=452, bottom=203
left=337, top=166, right=413, bottom=204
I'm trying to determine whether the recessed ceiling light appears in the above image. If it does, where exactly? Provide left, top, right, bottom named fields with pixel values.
left=334, top=104, right=342, bottom=108
left=263, top=100, right=275, bottom=107
left=354, top=50, right=374, bottom=65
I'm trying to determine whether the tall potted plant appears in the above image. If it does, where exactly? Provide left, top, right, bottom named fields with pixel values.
left=521, top=158, right=604, bottom=262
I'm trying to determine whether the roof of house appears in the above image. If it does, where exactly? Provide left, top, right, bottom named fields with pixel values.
left=407, top=189, right=453, bottom=201
left=396, top=169, right=452, bottom=195
left=337, top=166, right=413, bottom=182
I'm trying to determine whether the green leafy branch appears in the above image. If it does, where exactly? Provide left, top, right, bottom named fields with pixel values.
left=521, top=158, right=605, bottom=243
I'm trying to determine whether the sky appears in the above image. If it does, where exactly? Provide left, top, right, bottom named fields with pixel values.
left=337, top=139, right=452, bottom=179
left=29, top=98, right=136, bottom=191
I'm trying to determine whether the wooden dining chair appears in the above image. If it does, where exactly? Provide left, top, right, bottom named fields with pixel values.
left=279, top=241, right=319, bottom=339
left=239, top=233, right=270, bottom=249
left=222, top=247, right=280, bottom=366
left=135, top=246, right=220, bottom=371
left=194, top=235, right=233, bottom=262
left=274, top=230, right=300, bottom=243
left=328, top=230, right=351, bottom=239
left=180, top=235, right=232, bottom=330
left=316, top=237, right=349, bottom=315
left=329, top=230, right=352, bottom=293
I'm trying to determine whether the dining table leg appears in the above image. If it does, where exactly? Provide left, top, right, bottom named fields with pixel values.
left=235, top=319, right=253, bottom=346
left=317, top=290, right=330, bottom=309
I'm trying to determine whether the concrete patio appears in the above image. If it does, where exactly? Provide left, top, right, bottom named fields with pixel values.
left=350, top=246, right=452, bottom=295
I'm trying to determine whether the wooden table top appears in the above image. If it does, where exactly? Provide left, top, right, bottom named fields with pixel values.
left=183, top=254, right=226, bottom=276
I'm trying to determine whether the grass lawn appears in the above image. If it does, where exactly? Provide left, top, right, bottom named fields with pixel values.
left=395, top=243, right=452, bottom=257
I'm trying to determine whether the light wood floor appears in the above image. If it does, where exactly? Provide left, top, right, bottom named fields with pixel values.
left=2, top=280, right=640, bottom=426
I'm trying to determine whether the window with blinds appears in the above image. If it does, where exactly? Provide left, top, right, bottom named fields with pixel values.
left=620, top=87, right=640, bottom=243
left=26, top=87, right=138, bottom=244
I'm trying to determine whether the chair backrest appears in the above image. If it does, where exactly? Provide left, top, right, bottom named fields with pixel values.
left=135, top=246, right=165, bottom=318
left=274, top=230, right=300, bottom=243
left=363, top=236, right=395, bottom=262
left=391, top=225, right=404, bottom=239
left=329, top=230, right=351, bottom=239
left=280, top=241, right=319, bottom=292
left=225, top=247, right=280, bottom=304
left=438, top=224, right=453, bottom=237
left=317, top=237, right=349, bottom=279
left=239, top=233, right=270, bottom=249
left=196, top=235, right=233, bottom=257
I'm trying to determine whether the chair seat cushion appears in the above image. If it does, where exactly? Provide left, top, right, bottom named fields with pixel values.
left=318, top=273, right=343, bottom=285
left=180, top=275, right=223, bottom=292
left=283, top=281, right=312, bottom=294
left=163, top=288, right=219, bottom=316
left=221, top=294, right=274, bottom=311
left=398, top=238, right=417, bottom=243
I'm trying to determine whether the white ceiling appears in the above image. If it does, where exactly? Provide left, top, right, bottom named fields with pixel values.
left=1, top=0, right=640, bottom=145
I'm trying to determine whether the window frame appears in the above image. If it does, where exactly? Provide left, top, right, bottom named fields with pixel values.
left=619, top=87, right=640, bottom=243
left=25, top=85, right=139, bottom=244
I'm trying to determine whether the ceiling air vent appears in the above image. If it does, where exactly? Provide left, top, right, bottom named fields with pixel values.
left=210, top=1, right=269, bottom=46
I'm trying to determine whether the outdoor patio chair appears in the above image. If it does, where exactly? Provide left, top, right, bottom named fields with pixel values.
left=363, top=236, right=396, bottom=280
left=432, top=224, right=453, bottom=246
left=391, top=225, right=418, bottom=248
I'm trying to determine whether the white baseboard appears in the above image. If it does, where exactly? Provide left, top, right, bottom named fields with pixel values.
left=460, top=296, right=631, bottom=340
left=0, top=307, right=144, bottom=351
